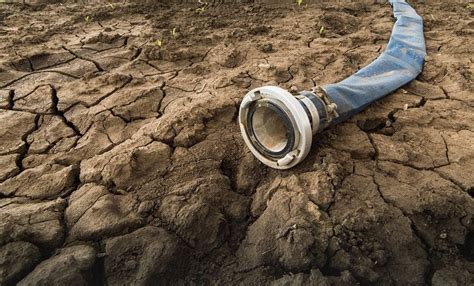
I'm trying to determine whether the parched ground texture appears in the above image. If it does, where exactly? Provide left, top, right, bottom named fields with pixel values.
left=0, top=0, right=473, bottom=285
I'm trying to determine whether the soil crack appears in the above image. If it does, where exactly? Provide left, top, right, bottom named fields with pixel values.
left=50, top=85, right=82, bottom=136
left=62, top=46, right=105, bottom=72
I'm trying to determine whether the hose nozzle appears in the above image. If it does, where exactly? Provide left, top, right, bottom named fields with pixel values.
left=239, top=86, right=336, bottom=169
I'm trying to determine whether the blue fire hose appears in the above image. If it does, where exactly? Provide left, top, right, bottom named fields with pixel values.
left=322, top=0, right=426, bottom=123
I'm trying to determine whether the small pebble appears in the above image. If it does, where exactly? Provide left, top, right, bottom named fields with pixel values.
left=124, top=259, right=137, bottom=270
left=138, top=201, right=154, bottom=216
left=258, top=43, right=273, bottom=53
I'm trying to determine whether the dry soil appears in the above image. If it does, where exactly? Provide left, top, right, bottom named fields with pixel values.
left=0, top=1, right=473, bottom=285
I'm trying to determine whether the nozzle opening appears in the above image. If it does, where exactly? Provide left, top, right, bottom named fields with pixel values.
left=247, top=100, right=295, bottom=158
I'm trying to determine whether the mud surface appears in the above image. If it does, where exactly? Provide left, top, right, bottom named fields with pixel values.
left=0, top=1, right=473, bottom=285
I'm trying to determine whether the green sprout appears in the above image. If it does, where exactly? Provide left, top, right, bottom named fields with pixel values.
left=296, top=0, right=303, bottom=6
left=319, top=26, right=325, bottom=34
left=172, top=28, right=178, bottom=38
left=84, top=15, right=91, bottom=23
left=155, top=39, right=163, bottom=48
left=107, top=2, right=115, bottom=9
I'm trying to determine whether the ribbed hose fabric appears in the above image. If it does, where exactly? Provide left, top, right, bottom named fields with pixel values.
left=322, top=0, right=426, bottom=124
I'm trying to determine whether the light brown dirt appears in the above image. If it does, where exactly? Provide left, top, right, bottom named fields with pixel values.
left=0, top=1, right=473, bottom=285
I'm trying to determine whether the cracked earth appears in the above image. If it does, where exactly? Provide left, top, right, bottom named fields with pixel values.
left=0, top=1, right=473, bottom=285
